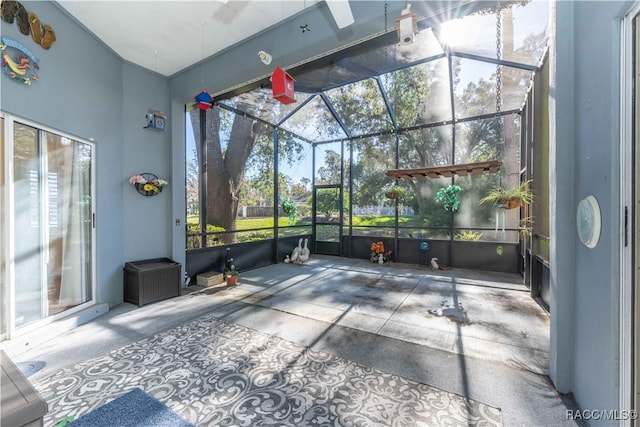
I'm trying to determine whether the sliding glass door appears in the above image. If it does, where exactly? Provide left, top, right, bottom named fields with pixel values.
left=11, top=121, right=94, bottom=330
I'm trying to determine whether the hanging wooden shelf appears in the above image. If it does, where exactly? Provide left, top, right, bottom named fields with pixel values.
left=386, top=160, right=502, bottom=181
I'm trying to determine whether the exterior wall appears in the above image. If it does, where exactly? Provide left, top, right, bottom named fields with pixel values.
left=121, top=64, right=171, bottom=269
left=550, top=0, right=633, bottom=420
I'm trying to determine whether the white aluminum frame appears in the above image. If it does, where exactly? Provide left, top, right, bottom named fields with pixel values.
left=620, top=3, right=639, bottom=426
left=1, top=113, right=97, bottom=341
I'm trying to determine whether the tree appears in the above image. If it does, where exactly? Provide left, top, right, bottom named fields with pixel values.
left=186, top=148, right=199, bottom=216
left=189, top=105, right=269, bottom=243
left=188, top=104, right=308, bottom=243
left=316, top=149, right=342, bottom=184
left=315, top=188, right=340, bottom=221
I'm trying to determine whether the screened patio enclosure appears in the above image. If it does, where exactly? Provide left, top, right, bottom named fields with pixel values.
left=185, top=0, right=549, bottom=280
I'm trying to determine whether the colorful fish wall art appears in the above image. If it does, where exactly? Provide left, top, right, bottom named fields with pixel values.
left=0, top=37, right=39, bottom=85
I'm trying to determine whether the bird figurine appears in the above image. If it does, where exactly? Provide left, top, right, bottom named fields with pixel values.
left=290, top=238, right=302, bottom=263
left=401, top=3, right=413, bottom=16
left=299, top=238, right=310, bottom=263
left=430, top=257, right=439, bottom=270
left=284, top=255, right=290, bottom=263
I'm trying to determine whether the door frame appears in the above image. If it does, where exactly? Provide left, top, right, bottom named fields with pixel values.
left=1, top=113, right=98, bottom=341
left=312, top=184, right=342, bottom=256
left=621, top=4, right=639, bottom=424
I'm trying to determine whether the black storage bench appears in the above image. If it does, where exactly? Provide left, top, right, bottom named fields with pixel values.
left=124, top=258, right=181, bottom=307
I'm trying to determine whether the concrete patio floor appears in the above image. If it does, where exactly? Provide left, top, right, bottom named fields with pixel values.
left=214, top=255, right=550, bottom=375
left=8, top=255, right=578, bottom=426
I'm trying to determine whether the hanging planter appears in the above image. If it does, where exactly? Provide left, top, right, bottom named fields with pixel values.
left=496, top=198, right=522, bottom=210
left=128, top=172, right=168, bottom=197
left=384, top=184, right=404, bottom=201
left=479, top=180, right=533, bottom=210
left=385, top=191, right=399, bottom=199
left=281, top=197, right=297, bottom=222
left=435, top=185, right=462, bottom=212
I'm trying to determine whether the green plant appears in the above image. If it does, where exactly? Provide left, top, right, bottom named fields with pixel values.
left=519, top=216, right=534, bottom=237
left=455, top=230, right=483, bottom=241
left=435, top=185, right=462, bottom=212
left=384, top=184, right=405, bottom=201
left=281, top=198, right=297, bottom=222
left=479, top=180, right=533, bottom=209
left=225, top=269, right=238, bottom=276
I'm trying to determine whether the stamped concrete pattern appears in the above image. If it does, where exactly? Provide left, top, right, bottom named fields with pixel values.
left=36, top=313, right=502, bottom=427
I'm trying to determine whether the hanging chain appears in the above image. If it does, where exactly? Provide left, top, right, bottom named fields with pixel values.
left=384, top=2, right=389, bottom=70
left=384, top=2, right=388, bottom=32
left=495, top=2, right=504, bottom=188
left=495, top=2, right=502, bottom=115
left=201, top=20, right=206, bottom=87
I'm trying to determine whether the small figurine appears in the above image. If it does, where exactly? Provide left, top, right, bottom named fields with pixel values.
left=224, top=247, right=234, bottom=277
left=290, top=238, right=302, bottom=263
left=378, top=253, right=384, bottom=264
left=284, top=255, right=290, bottom=263
left=431, top=257, right=439, bottom=270
left=298, top=238, right=310, bottom=263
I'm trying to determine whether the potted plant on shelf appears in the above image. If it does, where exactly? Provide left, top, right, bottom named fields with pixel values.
left=479, top=180, right=533, bottom=209
left=435, top=185, right=462, bottom=212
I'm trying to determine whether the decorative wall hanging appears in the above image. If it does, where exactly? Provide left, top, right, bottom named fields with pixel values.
left=1, top=2, right=56, bottom=50
left=577, top=195, right=601, bottom=249
left=0, top=37, right=38, bottom=85
left=129, top=173, right=168, bottom=196
left=144, top=108, right=166, bottom=131
left=272, top=66, right=295, bottom=104
left=28, top=11, right=56, bottom=49
left=1, top=0, right=29, bottom=34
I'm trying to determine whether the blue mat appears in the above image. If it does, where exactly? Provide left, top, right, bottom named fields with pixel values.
left=67, top=388, right=195, bottom=427
left=16, top=360, right=45, bottom=377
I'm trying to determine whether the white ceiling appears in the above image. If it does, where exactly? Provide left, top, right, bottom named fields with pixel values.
left=56, top=0, right=323, bottom=77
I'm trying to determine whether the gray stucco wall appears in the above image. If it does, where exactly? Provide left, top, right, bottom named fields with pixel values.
left=1, top=1, right=170, bottom=308
left=551, top=0, right=632, bottom=420
left=121, top=63, right=171, bottom=265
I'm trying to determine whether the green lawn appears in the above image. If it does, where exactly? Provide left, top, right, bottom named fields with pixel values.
left=187, top=214, right=428, bottom=230
left=351, top=215, right=428, bottom=227
left=187, top=216, right=305, bottom=229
